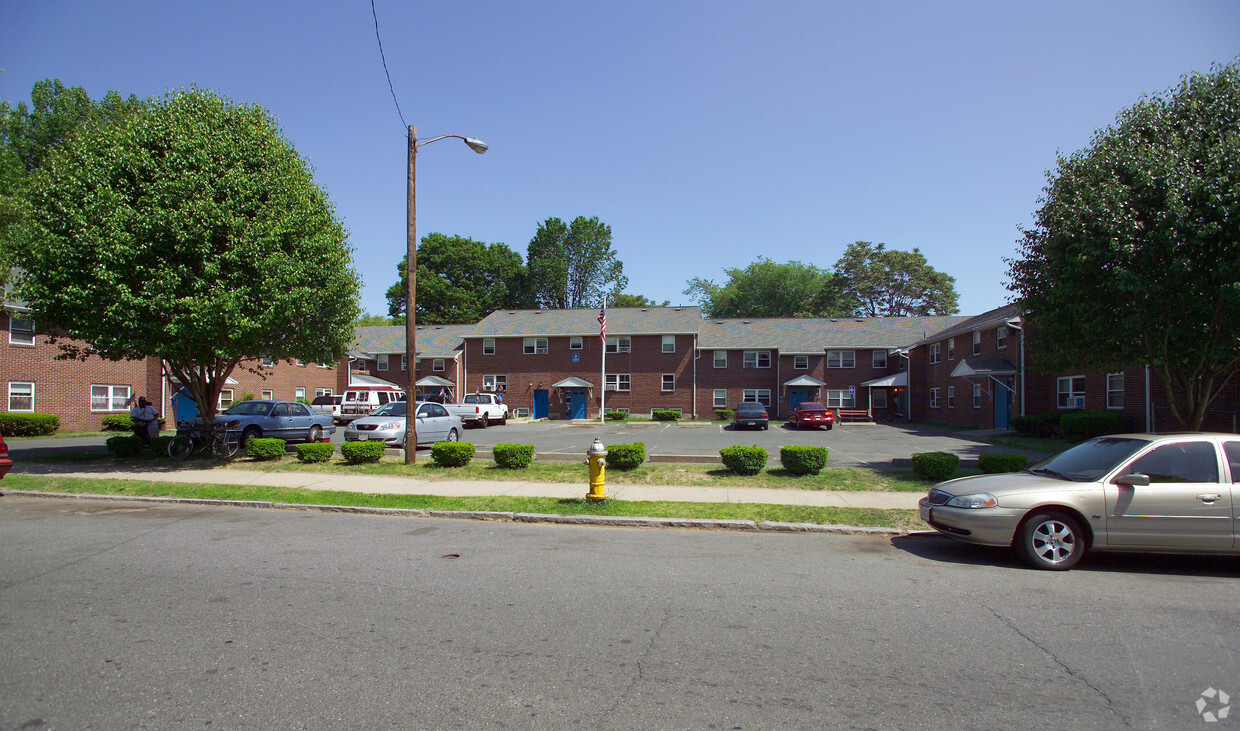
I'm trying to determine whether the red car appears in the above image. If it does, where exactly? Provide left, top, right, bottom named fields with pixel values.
left=788, top=402, right=835, bottom=431
left=0, top=433, right=11, bottom=478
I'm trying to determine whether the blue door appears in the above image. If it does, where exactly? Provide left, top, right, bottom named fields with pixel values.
left=172, top=388, right=198, bottom=424
left=789, top=388, right=814, bottom=413
left=566, top=389, right=588, bottom=420
left=994, top=379, right=1012, bottom=429
left=533, top=389, right=549, bottom=419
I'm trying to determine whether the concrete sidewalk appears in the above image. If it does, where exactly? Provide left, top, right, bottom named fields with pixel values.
left=10, top=463, right=923, bottom=510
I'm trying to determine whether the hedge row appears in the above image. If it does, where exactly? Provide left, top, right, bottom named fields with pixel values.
left=244, top=438, right=286, bottom=460
left=977, top=453, right=1028, bottom=474
left=652, top=410, right=680, bottom=422
left=0, top=413, right=60, bottom=437
left=101, top=414, right=167, bottom=432
left=1010, top=411, right=1125, bottom=441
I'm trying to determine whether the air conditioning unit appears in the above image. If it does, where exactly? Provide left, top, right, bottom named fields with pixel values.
left=742, top=363, right=754, bottom=368
left=605, top=384, right=618, bottom=391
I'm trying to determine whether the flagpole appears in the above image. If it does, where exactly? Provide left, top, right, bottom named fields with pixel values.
left=599, top=296, right=607, bottom=423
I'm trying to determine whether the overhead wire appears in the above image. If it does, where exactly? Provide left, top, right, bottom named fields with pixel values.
left=370, top=0, right=408, bottom=130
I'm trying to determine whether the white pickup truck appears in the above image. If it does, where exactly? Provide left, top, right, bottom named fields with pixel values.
left=445, top=393, right=509, bottom=428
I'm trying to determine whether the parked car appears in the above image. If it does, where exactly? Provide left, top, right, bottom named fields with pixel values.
left=732, top=402, right=769, bottom=430
left=215, top=400, right=336, bottom=444
left=787, top=402, right=835, bottom=430
left=920, top=433, right=1240, bottom=570
left=310, top=394, right=344, bottom=423
left=0, top=433, right=11, bottom=479
left=445, top=392, right=509, bottom=428
left=340, top=386, right=405, bottom=424
left=343, top=400, right=462, bottom=447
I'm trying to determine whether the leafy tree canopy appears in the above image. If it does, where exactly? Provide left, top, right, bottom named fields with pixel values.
left=526, top=216, right=627, bottom=308
left=1008, top=63, right=1240, bottom=429
left=610, top=293, right=670, bottom=308
left=356, top=312, right=397, bottom=327
left=385, top=233, right=529, bottom=323
left=19, top=87, right=360, bottom=427
left=684, top=258, right=851, bottom=318
left=833, top=241, right=959, bottom=317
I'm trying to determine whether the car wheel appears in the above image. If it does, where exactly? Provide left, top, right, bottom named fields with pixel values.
left=479, top=414, right=489, bottom=429
left=446, top=428, right=459, bottom=442
left=241, top=426, right=261, bottom=445
left=1016, top=511, right=1085, bottom=570
left=308, top=425, right=322, bottom=443
left=499, top=412, right=507, bottom=425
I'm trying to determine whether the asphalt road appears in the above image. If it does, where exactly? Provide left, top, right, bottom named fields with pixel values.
left=2, top=496, right=1237, bottom=728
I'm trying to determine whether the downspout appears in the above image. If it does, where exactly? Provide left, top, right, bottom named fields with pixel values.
left=1145, top=364, right=1152, bottom=433
left=692, top=335, right=699, bottom=420
left=1007, top=317, right=1025, bottom=417
left=898, top=348, right=911, bottom=423
left=775, top=350, right=781, bottom=419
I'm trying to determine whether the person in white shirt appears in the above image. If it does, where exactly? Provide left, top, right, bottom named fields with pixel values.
left=129, top=396, right=160, bottom=443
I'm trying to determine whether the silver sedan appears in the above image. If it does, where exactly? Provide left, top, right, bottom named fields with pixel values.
left=343, top=401, right=462, bottom=448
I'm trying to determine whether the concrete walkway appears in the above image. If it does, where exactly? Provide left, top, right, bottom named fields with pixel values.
left=10, top=463, right=924, bottom=510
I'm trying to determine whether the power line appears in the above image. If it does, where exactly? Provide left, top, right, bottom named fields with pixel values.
left=370, top=0, right=408, bottom=129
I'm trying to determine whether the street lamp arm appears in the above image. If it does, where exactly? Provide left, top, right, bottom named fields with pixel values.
left=416, top=134, right=488, bottom=153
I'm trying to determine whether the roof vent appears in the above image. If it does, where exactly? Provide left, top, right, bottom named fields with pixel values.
left=855, top=319, right=864, bottom=323
left=715, top=320, right=723, bottom=324
left=830, top=319, right=837, bottom=322
left=674, top=308, right=681, bottom=311
left=743, top=320, right=751, bottom=324
left=641, top=308, right=648, bottom=312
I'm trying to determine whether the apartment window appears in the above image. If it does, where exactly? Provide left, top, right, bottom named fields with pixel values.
left=872, top=390, right=887, bottom=409
left=259, top=355, right=275, bottom=368
left=1057, top=376, right=1085, bottom=409
left=793, top=355, right=809, bottom=370
left=9, top=317, right=34, bottom=346
left=661, top=374, right=675, bottom=392
left=742, top=351, right=771, bottom=369
left=947, top=338, right=955, bottom=360
left=662, top=335, right=675, bottom=353
left=514, top=407, right=531, bottom=418
left=827, top=350, right=855, bottom=369
left=90, top=385, right=130, bottom=412
left=315, top=388, right=332, bottom=397
left=947, top=386, right=955, bottom=408
left=1107, top=373, right=1124, bottom=409
left=713, top=350, right=727, bottom=368
left=605, top=374, right=631, bottom=392
left=482, top=375, right=508, bottom=391
left=929, top=387, right=941, bottom=409
left=713, top=389, right=728, bottom=408
left=401, top=355, right=407, bottom=371
left=972, top=331, right=982, bottom=356
left=316, top=362, right=331, bottom=369
left=605, top=336, right=631, bottom=353
left=433, top=359, right=445, bottom=372
left=261, top=389, right=274, bottom=400
left=295, top=387, right=306, bottom=402
left=295, top=359, right=306, bottom=367
left=825, top=389, right=855, bottom=408
left=929, top=343, right=941, bottom=364
left=973, top=383, right=982, bottom=408
left=377, top=354, right=389, bottom=371
left=872, top=350, right=887, bottom=369
left=483, top=339, right=496, bottom=355
left=570, top=336, right=583, bottom=350
left=742, top=389, right=771, bottom=407
left=8, top=382, right=34, bottom=412
left=523, top=338, right=548, bottom=355
left=996, top=327, right=1008, bottom=349
left=219, top=389, right=234, bottom=409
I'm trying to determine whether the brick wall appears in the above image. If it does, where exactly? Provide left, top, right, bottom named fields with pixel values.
left=916, top=324, right=1022, bottom=429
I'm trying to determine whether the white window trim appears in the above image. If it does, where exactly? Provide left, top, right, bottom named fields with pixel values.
left=827, top=350, right=855, bottom=369
left=483, top=375, right=508, bottom=390
left=523, top=338, right=548, bottom=355
left=996, top=327, right=1008, bottom=350
left=261, top=390, right=274, bottom=400
left=947, top=338, right=955, bottom=361
left=972, top=331, right=982, bottom=356
left=259, top=355, right=275, bottom=368
left=8, top=382, right=34, bottom=412
left=929, top=387, right=941, bottom=409
left=90, top=384, right=131, bottom=412
left=606, top=336, right=631, bottom=354
left=713, top=389, right=728, bottom=408
left=433, top=359, right=445, bottom=372
left=872, top=350, right=887, bottom=369
left=972, top=383, right=982, bottom=408
left=826, top=389, right=855, bottom=409
left=1057, top=376, right=1085, bottom=409
left=714, top=351, right=727, bottom=368
left=605, top=374, right=631, bottom=392
left=947, top=385, right=955, bottom=409
left=295, top=387, right=307, bottom=401
left=9, top=317, right=35, bottom=346
left=793, top=355, right=809, bottom=370
left=401, top=355, right=407, bottom=371
left=742, top=351, right=771, bottom=369
left=662, top=335, right=675, bottom=354
left=570, top=336, right=583, bottom=350
left=219, top=389, right=234, bottom=409
left=662, top=374, right=675, bottom=392
left=377, top=354, right=389, bottom=371
left=1107, top=372, right=1124, bottom=410
left=483, top=339, right=496, bottom=355
left=315, top=387, right=333, bottom=397
left=929, top=343, right=941, bottom=364
left=742, top=388, right=772, bottom=407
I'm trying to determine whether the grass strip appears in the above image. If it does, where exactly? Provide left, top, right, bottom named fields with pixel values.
left=2, top=474, right=923, bottom=531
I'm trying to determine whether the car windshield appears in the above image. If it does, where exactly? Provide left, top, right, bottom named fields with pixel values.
left=1029, top=437, right=1147, bottom=481
left=798, top=403, right=826, bottom=411
left=225, top=401, right=273, bottom=416
left=464, top=395, right=486, bottom=404
left=370, top=402, right=407, bottom=417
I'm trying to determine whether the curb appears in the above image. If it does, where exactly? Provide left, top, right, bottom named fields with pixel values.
left=2, top=490, right=905, bottom=536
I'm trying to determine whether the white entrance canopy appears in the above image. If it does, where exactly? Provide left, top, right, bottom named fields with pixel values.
left=781, top=375, right=827, bottom=387
left=860, top=372, right=907, bottom=388
left=415, top=375, right=455, bottom=388
left=551, top=377, right=594, bottom=389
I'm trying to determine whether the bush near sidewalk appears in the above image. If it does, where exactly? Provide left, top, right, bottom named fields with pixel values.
left=780, top=445, right=829, bottom=475
left=493, top=443, right=536, bottom=469
left=296, top=443, right=335, bottom=463
left=0, top=413, right=60, bottom=436
left=721, top=445, right=767, bottom=476
left=605, top=443, right=646, bottom=470
left=341, top=442, right=384, bottom=464
left=244, top=438, right=286, bottom=460
left=911, top=452, right=959, bottom=481
left=106, top=435, right=144, bottom=458
left=977, top=453, right=1028, bottom=474
left=431, top=441, right=475, bottom=467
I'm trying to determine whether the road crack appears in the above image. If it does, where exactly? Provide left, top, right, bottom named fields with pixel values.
left=600, top=602, right=673, bottom=722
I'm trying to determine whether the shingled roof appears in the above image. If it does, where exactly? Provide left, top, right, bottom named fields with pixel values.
left=350, top=324, right=470, bottom=359
left=469, top=306, right=703, bottom=338
left=698, top=316, right=970, bottom=353
left=913, top=304, right=1022, bottom=346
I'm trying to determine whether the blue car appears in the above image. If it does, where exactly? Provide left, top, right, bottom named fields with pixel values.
left=218, top=400, right=336, bottom=444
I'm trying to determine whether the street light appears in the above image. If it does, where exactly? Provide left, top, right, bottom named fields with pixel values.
left=405, top=126, right=488, bottom=464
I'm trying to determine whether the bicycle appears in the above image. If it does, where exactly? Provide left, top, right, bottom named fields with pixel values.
left=167, top=419, right=241, bottom=459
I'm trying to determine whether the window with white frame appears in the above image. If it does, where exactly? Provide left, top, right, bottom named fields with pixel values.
left=483, top=374, right=508, bottom=391
left=662, top=335, right=675, bottom=353
left=1057, top=376, right=1085, bottom=409
left=713, top=389, right=728, bottom=408
left=827, top=350, right=855, bottom=369
left=947, top=385, right=955, bottom=408
left=514, top=407, right=530, bottom=418
left=570, top=336, right=582, bottom=350
left=377, top=354, right=389, bottom=371
left=316, top=362, right=331, bottom=369
left=826, top=389, right=855, bottom=408
left=605, top=336, right=631, bottom=353
left=433, top=359, right=444, bottom=372
left=90, top=385, right=130, bottom=412
left=605, top=374, right=631, bottom=391
left=1107, top=372, right=1124, bottom=409
left=947, top=338, right=955, bottom=360
left=714, top=350, right=727, bottom=368
left=295, top=359, right=306, bottom=367
left=523, top=338, right=548, bottom=355
left=261, top=389, right=273, bottom=400
left=662, top=374, right=675, bottom=392
left=973, top=383, right=982, bottom=408
left=8, top=382, right=33, bottom=412
left=929, top=387, right=940, bottom=409
left=219, top=389, right=234, bottom=409
left=872, top=390, right=887, bottom=409
left=401, top=355, right=407, bottom=371
left=295, top=387, right=306, bottom=402
left=742, top=388, right=771, bottom=407
left=972, top=331, right=982, bottom=356
left=996, top=327, right=1008, bottom=349
left=742, top=351, right=771, bottom=368
left=260, top=355, right=275, bottom=368
left=315, top=387, right=332, bottom=397
left=793, top=355, right=809, bottom=370
left=483, top=339, right=495, bottom=355
left=929, top=343, right=941, bottom=364
left=9, top=317, right=34, bottom=346
left=872, top=350, right=887, bottom=369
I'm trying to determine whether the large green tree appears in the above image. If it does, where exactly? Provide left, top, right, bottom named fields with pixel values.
left=385, top=233, right=529, bottom=323
left=684, top=258, right=850, bottom=318
left=1008, top=64, right=1240, bottom=430
left=526, top=216, right=627, bottom=309
left=20, top=88, right=360, bottom=427
left=610, top=292, right=670, bottom=308
left=833, top=241, right=959, bottom=317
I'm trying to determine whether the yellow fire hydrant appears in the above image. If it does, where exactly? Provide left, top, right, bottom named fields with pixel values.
left=586, top=437, right=607, bottom=501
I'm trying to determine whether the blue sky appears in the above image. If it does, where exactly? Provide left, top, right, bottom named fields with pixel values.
left=4, top=1, right=1237, bottom=318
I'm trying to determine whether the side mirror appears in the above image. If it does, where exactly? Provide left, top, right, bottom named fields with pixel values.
left=1115, top=473, right=1150, bottom=487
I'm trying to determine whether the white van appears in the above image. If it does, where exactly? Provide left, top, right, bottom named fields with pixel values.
left=340, top=386, right=405, bottom=423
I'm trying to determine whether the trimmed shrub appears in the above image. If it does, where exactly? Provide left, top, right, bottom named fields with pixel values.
left=151, top=435, right=174, bottom=457
left=652, top=410, right=680, bottom=422
left=341, top=441, right=385, bottom=464
left=978, top=453, right=1028, bottom=474
left=714, top=408, right=735, bottom=421
left=780, top=445, right=829, bottom=475
left=244, top=437, right=286, bottom=460
left=493, top=443, right=536, bottom=469
left=606, top=442, right=646, bottom=470
left=720, top=445, right=767, bottom=476
left=1009, top=412, right=1061, bottom=438
left=234, top=392, right=255, bottom=405
left=296, top=442, right=335, bottom=463
left=431, top=441, right=475, bottom=467
left=604, top=411, right=628, bottom=422
left=911, top=451, right=960, bottom=481
left=101, top=414, right=169, bottom=432
left=0, top=413, right=60, bottom=437
left=105, top=435, right=143, bottom=458
left=1060, top=411, right=1125, bottom=442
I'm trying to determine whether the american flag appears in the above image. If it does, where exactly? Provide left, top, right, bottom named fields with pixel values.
left=598, top=306, right=607, bottom=344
